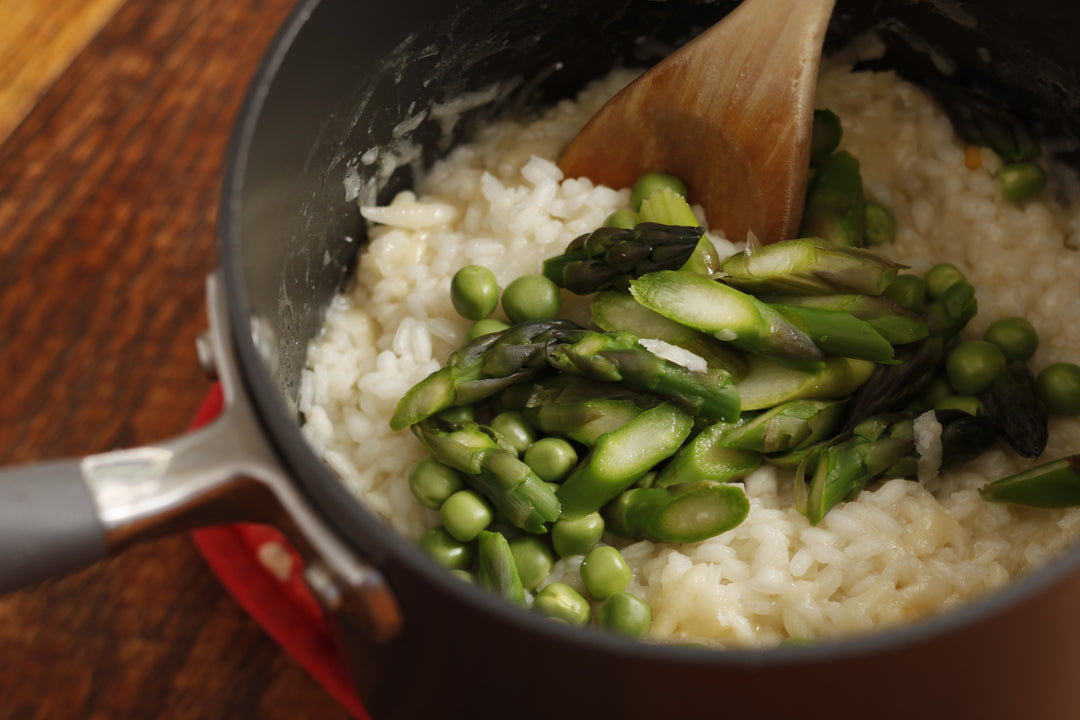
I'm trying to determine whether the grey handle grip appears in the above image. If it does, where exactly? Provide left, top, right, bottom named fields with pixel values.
left=0, top=459, right=107, bottom=594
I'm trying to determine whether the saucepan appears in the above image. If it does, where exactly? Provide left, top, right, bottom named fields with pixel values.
left=4, top=0, right=1080, bottom=717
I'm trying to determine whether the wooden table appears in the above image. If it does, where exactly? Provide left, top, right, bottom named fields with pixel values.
left=0, top=0, right=352, bottom=717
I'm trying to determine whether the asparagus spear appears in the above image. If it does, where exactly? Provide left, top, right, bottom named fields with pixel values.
left=604, top=481, right=750, bottom=543
left=557, top=402, right=694, bottom=518
left=391, top=319, right=571, bottom=430
left=477, top=530, right=527, bottom=606
left=733, top=354, right=876, bottom=411
left=981, top=360, right=1048, bottom=458
left=980, top=455, right=1080, bottom=508
left=713, top=399, right=847, bottom=454
left=393, top=318, right=740, bottom=429
left=719, top=236, right=902, bottom=297
left=548, top=328, right=741, bottom=422
left=653, top=421, right=762, bottom=487
left=799, top=150, right=867, bottom=248
left=842, top=281, right=977, bottom=430
left=523, top=375, right=658, bottom=447
left=769, top=304, right=897, bottom=363
left=591, top=290, right=749, bottom=377
left=760, top=293, right=929, bottom=346
left=637, top=187, right=720, bottom=275
left=542, top=222, right=705, bottom=295
left=799, top=415, right=916, bottom=525
left=937, top=409, right=999, bottom=464
left=412, top=419, right=560, bottom=533
left=629, top=270, right=824, bottom=366
left=796, top=410, right=999, bottom=524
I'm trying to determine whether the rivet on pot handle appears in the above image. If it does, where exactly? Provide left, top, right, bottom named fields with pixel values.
left=0, top=273, right=404, bottom=646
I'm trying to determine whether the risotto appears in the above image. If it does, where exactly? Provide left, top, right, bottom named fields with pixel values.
left=299, top=56, right=1080, bottom=647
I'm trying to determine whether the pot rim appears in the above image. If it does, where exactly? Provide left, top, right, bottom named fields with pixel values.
left=217, top=0, right=1080, bottom=666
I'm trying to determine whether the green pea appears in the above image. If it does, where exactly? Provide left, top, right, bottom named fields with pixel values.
left=925, top=263, right=966, bottom=300
left=524, top=437, right=579, bottom=482
left=604, top=209, right=639, bottom=229
left=489, top=411, right=536, bottom=455
left=501, top=274, right=562, bottom=323
left=580, top=545, right=633, bottom=600
left=1036, top=362, right=1080, bottom=416
left=884, top=274, right=926, bottom=313
left=809, top=108, right=843, bottom=166
left=934, top=395, right=986, bottom=417
left=630, top=172, right=688, bottom=211
left=408, top=456, right=465, bottom=509
left=532, top=582, right=590, bottom=627
left=466, top=317, right=510, bottom=341
left=418, top=527, right=474, bottom=570
left=508, top=536, right=555, bottom=591
left=999, top=161, right=1047, bottom=203
left=946, top=340, right=1007, bottom=395
left=863, top=201, right=896, bottom=246
left=451, top=265, right=499, bottom=321
left=597, top=591, right=653, bottom=639
left=551, top=512, right=605, bottom=557
left=984, top=316, right=1039, bottom=362
left=440, top=489, right=493, bottom=542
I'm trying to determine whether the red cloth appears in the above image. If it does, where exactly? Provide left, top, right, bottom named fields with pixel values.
left=189, top=384, right=369, bottom=720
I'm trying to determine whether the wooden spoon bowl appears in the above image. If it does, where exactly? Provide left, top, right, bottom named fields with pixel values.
left=558, top=0, right=836, bottom=245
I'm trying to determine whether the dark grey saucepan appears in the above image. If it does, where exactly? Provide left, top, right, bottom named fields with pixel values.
left=4, top=1, right=1080, bottom=717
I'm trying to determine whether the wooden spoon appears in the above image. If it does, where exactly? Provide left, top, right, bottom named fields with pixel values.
left=558, top=0, right=836, bottom=245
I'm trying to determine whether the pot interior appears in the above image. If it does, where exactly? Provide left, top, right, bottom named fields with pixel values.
left=220, top=0, right=1080, bottom=667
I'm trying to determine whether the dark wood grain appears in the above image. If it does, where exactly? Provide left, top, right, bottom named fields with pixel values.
left=0, top=0, right=352, bottom=717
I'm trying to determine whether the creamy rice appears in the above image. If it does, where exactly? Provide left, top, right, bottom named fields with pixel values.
left=300, top=60, right=1080, bottom=647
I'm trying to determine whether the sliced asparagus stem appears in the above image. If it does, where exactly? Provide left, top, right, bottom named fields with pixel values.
left=524, top=376, right=658, bottom=447
left=654, top=421, right=762, bottom=487
left=591, top=290, right=749, bottom=377
left=801, top=425, right=915, bottom=525
left=770, top=303, right=896, bottom=363
left=548, top=328, right=741, bottom=422
left=412, top=420, right=560, bottom=533
left=557, top=402, right=694, bottom=518
left=394, top=319, right=739, bottom=430
left=760, top=293, right=928, bottom=346
left=719, top=236, right=902, bottom=297
left=391, top=319, right=571, bottom=430
left=605, top=481, right=750, bottom=543
left=714, top=399, right=847, bottom=453
left=629, top=270, right=823, bottom=365
left=799, top=150, right=866, bottom=248
left=477, top=530, right=527, bottom=607
left=734, top=355, right=875, bottom=411
left=980, top=455, right=1080, bottom=508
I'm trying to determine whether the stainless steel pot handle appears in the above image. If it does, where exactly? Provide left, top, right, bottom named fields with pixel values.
left=0, top=273, right=403, bottom=644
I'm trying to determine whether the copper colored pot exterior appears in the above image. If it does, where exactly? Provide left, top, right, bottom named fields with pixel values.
left=217, top=0, right=1080, bottom=717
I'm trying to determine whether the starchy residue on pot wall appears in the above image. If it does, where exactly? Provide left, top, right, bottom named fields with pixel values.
left=299, top=60, right=1080, bottom=648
